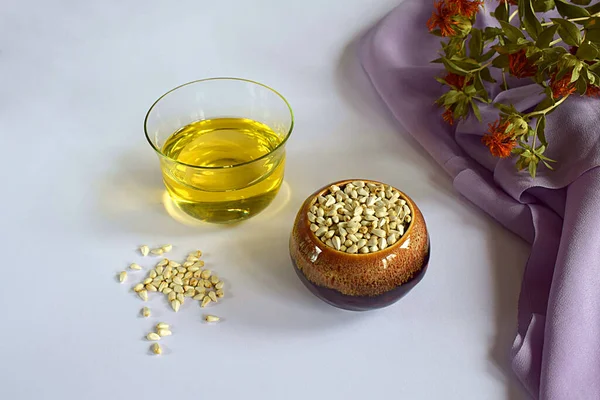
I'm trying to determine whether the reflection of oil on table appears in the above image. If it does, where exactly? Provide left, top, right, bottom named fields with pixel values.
left=0, top=0, right=529, bottom=399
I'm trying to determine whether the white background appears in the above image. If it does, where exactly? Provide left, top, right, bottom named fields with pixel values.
left=1, top=0, right=530, bottom=399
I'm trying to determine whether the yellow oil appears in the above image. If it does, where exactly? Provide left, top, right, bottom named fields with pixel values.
left=160, top=118, right=286, bottom=223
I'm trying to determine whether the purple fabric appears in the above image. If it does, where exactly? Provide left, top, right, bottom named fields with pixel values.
left=358, top=1, right=600, bottom=399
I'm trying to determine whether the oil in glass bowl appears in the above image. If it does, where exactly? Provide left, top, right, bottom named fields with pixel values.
left=160, top=117, right=286, bottom=223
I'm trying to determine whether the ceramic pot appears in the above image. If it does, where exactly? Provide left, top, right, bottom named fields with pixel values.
left=289, top=180, right=430, bottom=311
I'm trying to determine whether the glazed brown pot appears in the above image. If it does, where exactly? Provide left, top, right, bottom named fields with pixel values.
left=289, top=180, right=430, bottom=311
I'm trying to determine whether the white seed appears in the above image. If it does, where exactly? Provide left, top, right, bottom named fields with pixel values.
left=147, top=332, right=160, bottom=341
left=370, top=228, right=386, bottom=238
left=171, top=300, right=181, bottom=312
left=308, top=212, right=316, bottom=222
left=190, top=250, right=202, bottom=258
left=169, top=261, right=181, bottom=268
left=187, top=255, right=199, bottom=262
left=347, top=245, right=358, bottom=254
left=370, top=245, right=379, bottom=252
left=158, top=282, right=167, bottom=292
left=138, top=290, right=148, bottom=301
left=176, top=293, right=185, bottom=304
left=405, top=215, right=412, bottom=223
left=205, top=315, right=220, bottom=323
left=149, top=270, right=157, bottom=279
left=142, top=307, right=151, bottom=317
left=146, top=284, right=157, bottom=292
left=340, top=245, right=347, bottom=252
left=352, top=181, right=365, bottom=188
left=351, top=190, right=358, bottom=199
left=310, top=224, right=319, bottom=232
left=152, top=343, right=162, bottom=355
left=359, top=246, right=369, bottom=254
left=367, top=237, right=378, bottom=247
left=150, top=248, right=164, bottom=256
left=332, top=215, right=340, bottom=223
left=316, top=207, right=325, bottom=218
left=168, top=291, right=176, bottom=302
left=403, top=204, right=411, bottom=215
left=348, top=234, right=359, bottom=243
left=172, top=276, right=183, bottom=285
left=379, top=218, right=387, bottom=228
left=156, top=322, right=169, bottom=330
left=193, top=294, right=205, bottom=300
left=140, top=245, right=150, bottom=256
left=161, top=244, right=172, bottom=253
left=325, top=230, right=335, bottom=239
left=207, top=291, right=218, bottom=303
left=216, top=289, right=224, bottom=298
left=184, top=289, right=195, bottom=297
left=163, top=287, right=173, bottom=294
left=173, top=285, right=183, bottom=294
left=316, top=216, right=325, bottom=225
left=344, top=239, right=353, bottom=247
left=357, top=239, right=367, bottom=248
left=387, top=234, right=397, bottom=246
left=379, top=237, right=388, bottom=250
left=330, top=185, right=341, bottom=192
left=129, top=263, right=142, bottom=271
left=389, top=221, right=397, bottom=229
left=157, top=259, right=169, bottom=267
left=133, top=283, right=144, bottom=292
left=118, top=271, right=127, bottom=283
left=315, top=226, right=327, bottom=237
left=201, top=296, right=212, bottom=308
left=332, top=236, right=342, bottom=250
left=158, top=329, right=172, bottom=337
left=325, top=196, right=335, bottom=207
left=338, top=226, right=348, bottom=237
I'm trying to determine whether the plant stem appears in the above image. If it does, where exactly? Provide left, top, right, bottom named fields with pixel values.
left=526, top=95, right=569, bottom=118
left=540, top=13, right=600, bottom=26
left=549, top=38, right=563, bottom=46
left=509, top=10, right=519, bottom=23
left=502, top=71, right=508, bottom=91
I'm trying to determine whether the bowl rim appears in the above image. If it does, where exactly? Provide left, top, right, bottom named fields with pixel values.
left=304, top=179, right=416, bottom=256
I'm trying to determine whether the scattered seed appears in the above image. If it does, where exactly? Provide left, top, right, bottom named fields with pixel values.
left=157, top=259, right=169, bottom=267
left=215, top=281, right=224, bottom=290
left=200, top=270, right=211, bottom=279
left=216, top=289, right=224, bottom=298
left=205, top=315, right=220, bottom=323
left=193, top=294, right=205, bottom=301
left=150, top=248, right=164, bottom=256
left=171, top=300, right=181, bottom=312
left=133, top=283, right=144, bottom=292
left=147, top=332, right=160, bottom=341
left=208, top=291, right=218, bottom=302
left=146, top=284, right=157, bottom=292
left=158, top=329, right=172, bottom=337
left=129, top=263, right=142, bottom=271
left=201, top=296, right=211, bottom=307
left=176, top=293, right=185, bottom=304
left=161, top=244, right=172, bottom=253
left=142, top=307, right=151, bottom=317
left=119, top=271, right=127, bottom=283
left=156, top=322, right=170, bottom=330
left=152, top=343, right=162, bottom=355
left=168, top=291, right=176, bottom=302
left=138, top=290, right=148, bottom=301
left=210, top=275, right=219, bottom=284
left=140, top=245, right=150, bottom=256
left=172, top=276, right=183, bottom=285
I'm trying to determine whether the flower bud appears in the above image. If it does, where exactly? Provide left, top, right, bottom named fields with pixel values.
left=509, top=116, right=529, bottom=135
left=453, top=16, right=472, bottom=37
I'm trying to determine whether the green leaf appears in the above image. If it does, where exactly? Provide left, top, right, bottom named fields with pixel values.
left=571, top=62, right=583, bottom=82
left=533, top=0, right=556, bottom=12
left=443, top=90, right=463, bottom=106
left=590, top=62, right=600, bottom=72
left=495, top=2, right=509, bottom=23
left=536, top=115, right=547, bottom=146
left=431, top=57, right=444, bottom=63
left=442, top=58, right=469, bottom=75
left=536, top=25, right=559, bottom=48
left=500, top=20, right=527, bottom=43
left=552, top=18, right=583, bottom=46
left=576, top=41, right=599, bottom=60
left=555, top=0, right=591, bottom=18
left=529, top=160, right=537, bottom=178
left=494, top=102, right=517, bottom=114
left=464, top=85, right=477, bottom=95
left=480, top=67, right=496, bottom=83
left=492, top=53, right=510, bottom=68
left=480, top=48, right=497, bottom=62
left=587, top=28, right=600, bottom=44
left=470, top=99, right=482, bottom=122
left=469, top=29, right=483, bottom=60
left=520, top=0, right=543, bottom=40
left=534, top=95, right=555, bottom=112
left=576, top=75, right=588, bottom=94
left=570, top=0, right=591, bottom=5
left=474, top=73, right=490, bottom=101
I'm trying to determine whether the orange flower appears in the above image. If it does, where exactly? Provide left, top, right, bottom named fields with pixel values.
left=444, top=72, right=468, bottom=88
left=550, top=72, right=576, bottom=99
left=587, top=85, right=600, bottom=97
left=481, top=119, right=516, bottom=158
left=442, top=108, right=455, bottom=125
left=508, top=49, right=538, bottom=78
left=428, top=1, right=459, bottom=37
left=447, top=0, right=483, bottom=19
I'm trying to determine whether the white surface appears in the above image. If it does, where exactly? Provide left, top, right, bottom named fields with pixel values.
left=1, top=1, right=530, bottom=399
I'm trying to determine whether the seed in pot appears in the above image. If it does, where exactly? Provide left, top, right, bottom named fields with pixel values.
left=347, top=245, right=358, bottom=254
left=140, top=245, right=150, bottom=256
left=325, top=196, right=335, bottom=207
left=357, top=239, right=367, bottom=249
left=171, top=300, right=181, bottom=312
left=348, top=234, right=359, bottom=243
left=147, top=332, right=160, bottom=341
left=359, top=246, right=369, bottom=254
left=307, top=212, right=316, bottom=222
left=152, top=343, right=162, bottom=355
left=315, top=226, right=327, bottom=237
left=158, top=329, right=172, bottom=337
left=119, top=271, right=127, bottom=283
left=405, top=215, right=412, bottom=223
left=325, top=230, right=335, bottom=239
left=387, top=234, right=397, bottom=246
left=161, top=244, right=172, bottom=253
left=150, top=248, right=164, bottom=256
left=370, top=245, right=379, bottom=252
left=205, top=315, right=220, bottom=323
left=142, top=307, right=151, bottom=317
left=317, top=207, right=324, bottom=218
left=379, top=237, right=388, bottom=250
